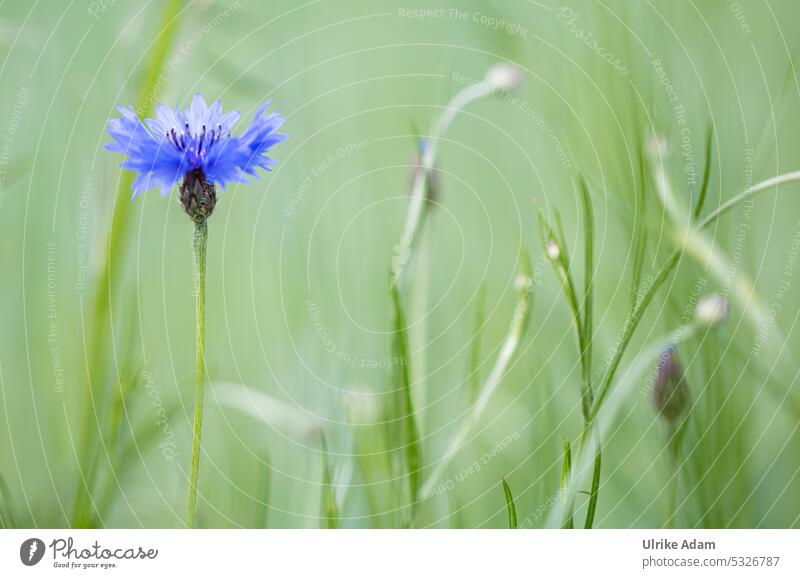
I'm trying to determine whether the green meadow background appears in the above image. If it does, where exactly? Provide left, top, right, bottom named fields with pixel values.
left=1, top=0, right=800, bottom=528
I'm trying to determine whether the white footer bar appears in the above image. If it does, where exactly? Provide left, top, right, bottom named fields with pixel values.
left=1, top=530, right=798, bottom=577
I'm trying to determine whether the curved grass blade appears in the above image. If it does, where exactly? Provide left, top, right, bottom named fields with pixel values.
left=502, top=478, right=517, bottom=529
left=692, top=122, right=714, bottom=220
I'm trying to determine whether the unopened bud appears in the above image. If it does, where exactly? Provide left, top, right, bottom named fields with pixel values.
left=546, top=239, right=560, bottom=261
left=695, top=293, right=729, bottom=327
left=652, top=346, right=690, bottom=423
left=514, top=273, right=531, bottom=290
left=179, top=168, right=216, bottom=223
left=484, top=62, right=523, bottom=93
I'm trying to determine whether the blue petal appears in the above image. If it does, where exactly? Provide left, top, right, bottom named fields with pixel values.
left=187, top=93, right=209, bottom=134
left=107, top=95, right=286, bottom=199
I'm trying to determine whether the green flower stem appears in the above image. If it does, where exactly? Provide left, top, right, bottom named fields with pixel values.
left=186, top=219, right=208, bottom=528
left=665, top=442, right=679, bottom=529
left=664, top=419, right=687, bottom=528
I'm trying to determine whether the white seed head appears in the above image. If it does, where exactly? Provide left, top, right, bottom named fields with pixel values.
left=546, top=239, right=561, bottom=261
left=695, top=293, right=729, bottom=327
left=484, top=62, right=523, bottom=93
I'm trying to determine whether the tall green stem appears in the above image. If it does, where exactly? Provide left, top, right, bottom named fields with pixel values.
left=186, top=220, right=207, bottom=528
left=665, top=456, right=678, bottom=529
left=665, top=418, right=687, bottom=528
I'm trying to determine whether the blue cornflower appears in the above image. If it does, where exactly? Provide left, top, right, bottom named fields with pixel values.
left=106, top=93, right=286, bottom=220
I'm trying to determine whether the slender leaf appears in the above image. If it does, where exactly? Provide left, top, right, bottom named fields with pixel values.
left=692, top=122, right=714, bottom=220
left=502, top=478, right=517, bottom=529
left=584, top=436, right=602, bottom=529
left=319, top=432, right=339, bottom=529
left=630, top=144, right=648, bottom=310
left=560, top=439, right=573, bottom=529
left=390, top=283, right=422, bottom=509
left=578, top=176, right=595, bottom=408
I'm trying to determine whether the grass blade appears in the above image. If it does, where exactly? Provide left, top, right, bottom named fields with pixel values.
left=502, top=478, right=517, bottom=529
left=584, top=435, right=602, bottom=529
left=390, top=282, right=422, bottom=511
left=560, top=439, right=573, bottom=529
left=577, top=177, right=602, bottom=528
left=630, top=145, right=648, bottom=310
left=692, top=122, right=714, bottom=220
left=319, top=432, right=339, bottom=529
left=578, top=176, right=595, bottom=407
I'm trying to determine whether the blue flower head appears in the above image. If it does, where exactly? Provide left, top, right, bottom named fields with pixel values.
left=106, top=93, right=286, bottom=220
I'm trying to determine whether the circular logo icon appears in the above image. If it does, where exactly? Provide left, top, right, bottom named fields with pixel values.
left=19, top=538, right=45, bottom=566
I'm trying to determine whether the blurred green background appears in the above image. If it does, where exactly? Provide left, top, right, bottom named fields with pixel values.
left=1, top=0, right=800, bottom=528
